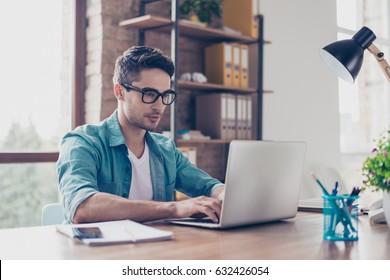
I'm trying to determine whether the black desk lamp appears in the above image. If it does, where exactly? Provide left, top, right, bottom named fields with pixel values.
left=319, top=26, right=390, bottom=84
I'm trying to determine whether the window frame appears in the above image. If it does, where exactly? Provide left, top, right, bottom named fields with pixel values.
left=0, top=0, right=86, bottom=164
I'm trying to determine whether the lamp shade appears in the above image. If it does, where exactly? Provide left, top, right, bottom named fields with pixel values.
left=319, top=26, right=376, bottom=83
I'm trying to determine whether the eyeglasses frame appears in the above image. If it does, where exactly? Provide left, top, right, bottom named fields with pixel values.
left=120, top=82, right=177, bottom=105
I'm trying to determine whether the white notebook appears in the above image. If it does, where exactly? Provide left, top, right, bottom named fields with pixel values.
left=298, top=197, right=324, bottom=212
left=56, top=219, right=173, bottom=246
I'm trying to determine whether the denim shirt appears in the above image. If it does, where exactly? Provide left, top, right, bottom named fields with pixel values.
left=56, top=110, right=222, bottom=223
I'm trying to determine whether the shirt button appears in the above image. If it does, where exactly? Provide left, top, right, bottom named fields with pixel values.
left=122, top=193, right=127, bottom=198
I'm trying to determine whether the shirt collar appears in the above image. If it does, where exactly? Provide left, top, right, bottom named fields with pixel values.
left=106, top=110, right=163, bottom=157
left=106, top=110, right=126, bottom=147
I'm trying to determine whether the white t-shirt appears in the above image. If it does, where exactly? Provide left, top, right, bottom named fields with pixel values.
left=127, top=142, right=153, bottom=201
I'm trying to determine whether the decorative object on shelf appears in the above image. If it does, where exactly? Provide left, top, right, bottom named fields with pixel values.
left=319, top=26, right=390, bottom=84
left=192, top=72, right=207, bottom=83
left=177, top=129, right=191, bottom=140
left=180, top=72, right=192, bottom=81
left=179, top=72, right=207, bottom=83
left=362, top=129, right=390, bottom=229
left=179, top=0, right=223, bottom=24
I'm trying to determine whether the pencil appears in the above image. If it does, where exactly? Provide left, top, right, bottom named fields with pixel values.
left=310, top=172, right=330, bottom=196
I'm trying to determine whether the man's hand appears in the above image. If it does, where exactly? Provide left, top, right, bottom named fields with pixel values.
left=173, top=196, right=222, bottom=223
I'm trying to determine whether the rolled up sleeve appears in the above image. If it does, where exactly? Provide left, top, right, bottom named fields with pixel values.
left=56, top=135, right=100, bottom=223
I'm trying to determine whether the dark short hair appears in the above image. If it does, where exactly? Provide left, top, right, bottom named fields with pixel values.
left=112, top=46, right=175, bottom=84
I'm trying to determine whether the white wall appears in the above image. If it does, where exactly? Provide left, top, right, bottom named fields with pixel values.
left=261, top=0, right=341, bottom=198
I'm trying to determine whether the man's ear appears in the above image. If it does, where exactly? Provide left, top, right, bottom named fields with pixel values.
left=114, top=84, right=124, bottom=101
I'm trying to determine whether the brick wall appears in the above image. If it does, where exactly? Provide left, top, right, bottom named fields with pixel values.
left=84, top=0, right=138, bottom=123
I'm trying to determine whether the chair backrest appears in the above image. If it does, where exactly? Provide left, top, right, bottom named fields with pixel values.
left=41, top=202, right=64, bottom=226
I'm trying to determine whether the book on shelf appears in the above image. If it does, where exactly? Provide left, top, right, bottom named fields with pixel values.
left=177, top=130, right=211, bottom=141
left=188, top=130, right=211, bottom=140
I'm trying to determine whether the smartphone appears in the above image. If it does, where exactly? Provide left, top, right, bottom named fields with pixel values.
left=72, top=227, right=103, bottom=239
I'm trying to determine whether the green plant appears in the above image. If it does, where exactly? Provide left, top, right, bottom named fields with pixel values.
left=362, top=129, right=390, bottom=192
left=180, top=0, right=223, bottom=24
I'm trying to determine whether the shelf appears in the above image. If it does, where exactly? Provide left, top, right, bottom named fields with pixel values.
left=177, top=80, right=273, bottom=94
left=119, top=15, right=271, bottom=44
left=119, top=15, right=171, bottom=29
left=177, top=139, right=232, bottom=145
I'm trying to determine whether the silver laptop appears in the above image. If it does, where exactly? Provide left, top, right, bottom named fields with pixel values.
left=169, top=140, right=307, bottom=228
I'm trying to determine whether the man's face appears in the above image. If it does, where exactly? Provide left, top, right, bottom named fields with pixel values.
left=121, top=68, right=171, bottom=131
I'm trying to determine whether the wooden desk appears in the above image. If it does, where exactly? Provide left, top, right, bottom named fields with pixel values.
left=1, top=212, right=389, bottom=259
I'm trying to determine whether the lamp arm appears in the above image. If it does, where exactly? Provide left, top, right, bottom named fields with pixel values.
left=367, top=43, right=390, bottom=84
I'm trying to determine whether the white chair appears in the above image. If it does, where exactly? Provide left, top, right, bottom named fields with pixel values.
left=41, top=202, right=64, bottom=226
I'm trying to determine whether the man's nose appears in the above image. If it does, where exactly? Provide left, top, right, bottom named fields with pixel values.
left=152, top=96, right=166, bottom=109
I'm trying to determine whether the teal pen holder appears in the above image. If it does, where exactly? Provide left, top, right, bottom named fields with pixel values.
left=322, top=194, right=359, bottom=241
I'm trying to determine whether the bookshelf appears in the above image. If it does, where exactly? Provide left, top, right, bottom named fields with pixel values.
left=119, top=0, right=270, bottom=180
left=177, top=80, right=272, bottom=94
left=119, top=14, right=271, bottom=44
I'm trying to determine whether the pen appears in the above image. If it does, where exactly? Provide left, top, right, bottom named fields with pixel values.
left=350, top=186, right=361, bottom=196
left=310, top=173, right=330, bottom=195
left=332, top=181, right=339, bottom=195
left=347, top=186, right=361, bottom=207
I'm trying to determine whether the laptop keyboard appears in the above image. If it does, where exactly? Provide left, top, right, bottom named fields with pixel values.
left=192, top=218, right=217, bottom=224
left=170, top=218, right=218, bottom=224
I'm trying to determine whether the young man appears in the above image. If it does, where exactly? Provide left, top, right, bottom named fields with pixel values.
left=57, top=46, right=225, bottom=224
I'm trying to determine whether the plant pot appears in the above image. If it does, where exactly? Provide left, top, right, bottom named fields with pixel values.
left=189, top=15, right=207, bottom=27
left=383, top=191, right=390, bottom=230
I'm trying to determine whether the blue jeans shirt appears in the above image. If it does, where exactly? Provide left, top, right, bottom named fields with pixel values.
left=56, top=110, right=222, bottom=223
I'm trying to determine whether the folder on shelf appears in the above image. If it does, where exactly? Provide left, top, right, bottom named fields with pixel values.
left=205, top=42, right=233, bottom=87
left=246, top=95, right=253, bottom=139
left=236, top=95, right=253, bottom=139
left=239, top=44, right=249, bottom=88
left=226, top=94, right=237, bottom=139
left=196, top=93, right=235, bottom=140
left=222, top=0, right=259, bottom=39
left=232, top=43, right=241, bottom=88
left=250, top=93, right=258, bottom=139
left=236, top=95, right=244, bottom=139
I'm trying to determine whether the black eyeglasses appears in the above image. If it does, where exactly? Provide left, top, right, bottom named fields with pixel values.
left=120, top=83, right=177, bottom=105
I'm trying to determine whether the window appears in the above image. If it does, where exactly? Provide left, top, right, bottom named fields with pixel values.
left=0, top=1, right=69, bottom=153
left=0, top=0, right=85, bottom=228
left=337, top=0, right=390, bottom=187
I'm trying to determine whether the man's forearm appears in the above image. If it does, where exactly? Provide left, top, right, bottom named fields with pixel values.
left=72, top=192, right=175, bottom=224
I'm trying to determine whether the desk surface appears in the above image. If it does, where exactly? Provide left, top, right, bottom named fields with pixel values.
left=1, top=212, right=389, bottom=260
